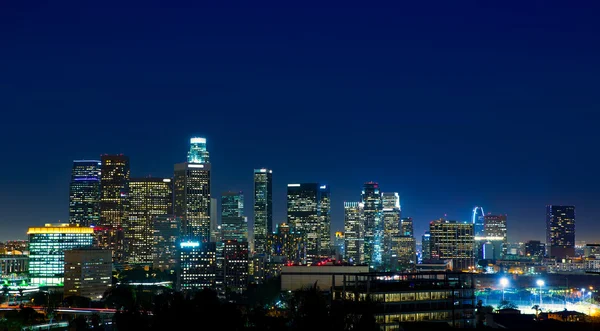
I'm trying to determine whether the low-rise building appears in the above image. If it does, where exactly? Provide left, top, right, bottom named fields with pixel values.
left=281, top=264, right=369, bottom=291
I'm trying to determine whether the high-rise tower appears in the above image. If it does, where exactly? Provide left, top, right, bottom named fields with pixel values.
left=546, top=205, right=575, bottom=259
left=100, top=155, right=130, bottom=263
left=128, top=177, right=173, bottom=265
left=221, top=191, right=247, bottom=242
left=287, top=183, right=331, bottom=264
left=362, top=182, right=383, bottom=268
left=69, top=160, right=101, bottom=227
left=174, top=138, right=211, bottom=241
left=253, top=169, right=272, bottom=254
left=381, top=192, right=401, bottom=269
left=344, top=202, right=364, bottom=265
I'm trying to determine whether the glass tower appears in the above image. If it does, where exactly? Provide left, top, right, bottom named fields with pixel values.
left=344, top=202, right=364, bottom=265
left=287, top=183, right=331, bottom=264
left=362, top=182, right=383, bottom=268
left=28, top=224, right=94, bottom=286
left=221, top=191, right=248, bottom=242
left=253, top=169, right=272, bottom=254
left=546, top=205, right=575, bottom=259
left=382, top=192, right=401, bottom=269
left=174, top=138, right=211, bottom=241
left=128, top=177, right=173, bottom=265
left=69, top=160, right=101, bottom=227
left=187, top=137, right=210, bottom=164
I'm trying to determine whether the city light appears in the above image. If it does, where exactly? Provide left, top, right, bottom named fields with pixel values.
left=536, top=280, right=545, bottom=307
left=500, top=277, right=509, bottom=301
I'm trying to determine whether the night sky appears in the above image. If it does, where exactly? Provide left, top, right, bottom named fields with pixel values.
left=1, top=2, right=598, bottom=243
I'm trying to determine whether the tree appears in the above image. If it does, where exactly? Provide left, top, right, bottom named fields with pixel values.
left=531, top=305, right=542, bottom=320
left=497, top=300, right=517, bottom=310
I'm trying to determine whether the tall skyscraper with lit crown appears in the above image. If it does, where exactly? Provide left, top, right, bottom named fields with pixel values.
left=382, top=192, right=401, bottom=269
left=174, top=138, right=211, bottom=241
left=253, top=169, right=272, bottom=254
left=69, top=160, right=101, bottom=227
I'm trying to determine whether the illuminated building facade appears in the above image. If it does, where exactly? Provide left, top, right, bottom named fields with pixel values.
left=64, top=248, right=112, bottom=300
left=472, top=206, right=486, bottom=261
left=344, top=202, right=364, bottom=265
left=100, top=155, right=130, bottom=262
left=69, top=160, right=101, bottom=227
left=524, top=240, right=546, bottom=260
left=429, top=219, right=474, bottom=271
left=269, top=222, right=302, bottom=263
left=253, top=169, right=272, bottom=254
left=153, top=215, right=181, bottom=271
left=382, top=192, right=401, bottom=269
left=287, top=183, right=331, bottom=264
left=483, top=214, right=507, bottom=259
left=421, top=231, right=431, bottom=261
left=28, top=224, right=94, bottom=286
left=178, top=241, right=216, bottom=290
left=396, top=217, right=416, bottom=269
left=221, top=191, right=247, bottom=242
left=128, top=177, right=173, bottom=265
left=223, top=240, right=248, bottom=294
left=334, top=232, right=345, bottom=261
left=362, top=182, right=383, bottom=268
left=174, top=138, right=211, bottom=241
left=546, top=205, right=576, bottom=259
left=0, top=255, right=28, bottom=276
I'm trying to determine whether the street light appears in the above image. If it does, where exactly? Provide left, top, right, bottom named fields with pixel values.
left=500, top=277, right=509, bottom=301
left=537, top=280, right=545, bottom=307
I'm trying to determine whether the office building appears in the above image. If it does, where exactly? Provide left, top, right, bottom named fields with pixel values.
left=344, top=202, right=364, bottom=265
left=429, top=219, right=474, bottom=271
left=395, top=217, right=416, bottom=269
left=69, top=160, right=101, bottom=227
left=546, top=205, right=576, bottom=259
left=382, top=192, right=401, bottom=270
left=210, top=197, right=219, bottom=242
left=524, top=240, right=546, bottom=260
left=362, top=182, right=383, bottom=268
left=153, top=215, right=181, bottom=272
left=269, top=222, right=302, bottom=263
left=484, top=214, right=508, bottom=259
left=421, top=231, right=431, bottom=261
left=127, top=177, right=173, bottom=265
left=178, top=241, right=217, bottom=290
left=221, top=191, right=247, bottom=242
left=253, top=169, right=272, bottom=254
left=223, top=240, right=249, bottom=294
left=64, top=248, right=112, bottom=300
left=28, top=224, right=94, bottom=286
left=334, top=232, right=345, bottom=261
left=99, top=155, right=130, bottom=262
left=174, top=138, right=211, bottom=241
left=0, top=254, right=28, bottom=276
left=287, top=183, right=331, bottom=264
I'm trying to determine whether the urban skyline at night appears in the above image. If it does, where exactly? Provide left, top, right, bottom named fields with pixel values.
left=1, top=2, right=598, bottom=244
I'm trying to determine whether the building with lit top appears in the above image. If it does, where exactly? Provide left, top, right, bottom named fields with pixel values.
left=69, top=160, right=101, bottom=227
left=362, top=182, right=383, bottom=268
left=546, top=205, right=575, bottom=259
left=28, top=224, right=94, bottom=286
left=64, top=248, right=112, bottom=300
left=429, top=219, right=474, bottom=271
left=334, top=232, right=345, bottom=261
left=178, top=241, right=216, bottom=290
left=174, top=138, right=211, bottom=241
left=344, top=202, right=364, bottom=265
left=153, top=215, right=181, bottom=272
left=127, top=177, right=173, bottom=265
left=421, top=231, right=431, bottom=261
left=253, top=169, right=272, bottom=254
left=287, top=183, right=331, bottom=264
left=99, top=155, right=130, bottom=263
left=382, top=192, right=401, bottom=269
left=483, top=214, right=508, bottom=259
left=223, top=240, right=248, bottom=294
left=221, top=191, right=247, bottom=242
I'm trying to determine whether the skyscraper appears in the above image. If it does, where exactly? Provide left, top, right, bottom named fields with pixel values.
left=269, top=222, right=302, bottom=263
left=287, top=183, right=331, bottom=264
left=100, top=155, right=130, bottom=263
left=484, top=214, right=507, bottom=259
left=382, top=192, right=401, bottom=269
left=153, top=215, right=181, bottom=271
left=362, top=182, right=383, bottom=268
left=429, top=219, right=475, bottom=271
left=69, top=160, right=101, bottom=227
left=174, top=138, right=211, bottom=241
left=128, top=177, right=173, bottom=265
left=546, top=205, right=576, bottom=259
left=221, top=191, right=247, bottom=242
left=178, top=241, right=217, bottom=290
left=253, top=169, right=272, bottom=254
left=472, top=206, right=486, bottom=260
left=421, top=231, right=431, bottom=261
left=223, top=240, right=249, bottom=294
left=397, top=217, right=416, bottom=268
left=344, top=202, right=364, bottom=265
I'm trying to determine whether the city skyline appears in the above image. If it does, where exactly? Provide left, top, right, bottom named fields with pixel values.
left=1, top=2, right=598, bottom=242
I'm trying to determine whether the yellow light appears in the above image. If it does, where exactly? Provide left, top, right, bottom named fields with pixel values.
left=27, top=226, right=94, bottom=235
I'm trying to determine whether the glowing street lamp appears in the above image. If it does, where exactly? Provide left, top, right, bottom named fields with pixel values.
left=500, top=277, right=509, bottom=301
left=537, top=280, right=545, bottom=307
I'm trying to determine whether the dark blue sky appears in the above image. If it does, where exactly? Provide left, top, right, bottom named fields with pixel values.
left=1, top=2, right=598, bottom=242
